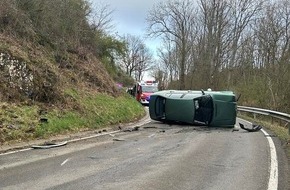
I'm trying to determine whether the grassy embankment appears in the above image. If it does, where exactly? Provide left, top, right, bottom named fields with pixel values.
left=0, top=89, right=145, bottom=144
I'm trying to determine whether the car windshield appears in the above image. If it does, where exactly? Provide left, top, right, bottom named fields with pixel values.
left=142, top=85, right=158, bottom=93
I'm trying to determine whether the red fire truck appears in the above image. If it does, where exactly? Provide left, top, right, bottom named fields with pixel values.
left=129, top=80, right=159, bottom=105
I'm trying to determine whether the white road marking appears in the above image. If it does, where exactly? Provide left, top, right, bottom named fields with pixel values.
left=61, top=158, right=69, bottom=166
left=238, top=118, right=278, bottom=190
left=261, top=128, right=278, bottom=190
left=148, top=134, right=155, bottom=138
left=0, top=148, right=33, bottom=156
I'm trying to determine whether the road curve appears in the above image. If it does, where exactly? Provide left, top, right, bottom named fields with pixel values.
left=0, top=119, right=288, bottom=190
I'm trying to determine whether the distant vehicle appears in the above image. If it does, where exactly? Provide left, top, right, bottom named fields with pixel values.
left=129, top=80, right=159, bottom=105
left=149, top=90, right=237, bottom=127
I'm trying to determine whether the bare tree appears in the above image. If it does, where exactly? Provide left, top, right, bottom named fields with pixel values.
left=254, top=0, right=290, bottom=110
left=89, top=3, right=115, bottom=33
left=225, top=0, right=264, bottom=88
left=157, top=38, right=179, bottom=83
left=134, top=44, right=153, bottom=81
left=119, top=34, right=152, bottom=81
left=150, top=62, right=168, bottom=90
left=146, top=0, right=196, bottom=90
left=196, top=0, right=231, bottom=89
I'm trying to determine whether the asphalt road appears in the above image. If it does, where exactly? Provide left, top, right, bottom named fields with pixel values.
left=0, top=119, right=288, bottom=190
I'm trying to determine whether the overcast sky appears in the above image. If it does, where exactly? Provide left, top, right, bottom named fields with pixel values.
left=89, top=0, right=160, bottom=54
left=89, top=0, right=160, bottom=80
left=90, top=0, right=156, bottom=35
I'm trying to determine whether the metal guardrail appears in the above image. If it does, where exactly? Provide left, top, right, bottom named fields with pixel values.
left=237, top=106, right=290, bottom=134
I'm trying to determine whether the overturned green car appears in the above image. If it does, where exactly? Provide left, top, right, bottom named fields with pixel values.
left=149, top=90, right=237, bottom=127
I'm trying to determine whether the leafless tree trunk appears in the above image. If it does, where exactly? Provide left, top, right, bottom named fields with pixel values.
left=146, top=0, right=195, bottom=90
left=254, top=0, right=290, bottom=110
left=226, top=0, right=264, bottom=88
left=157, top=38, right=179, bottom=83
left=196, top=0, right=231, bottom=89
left=134, top=45, right=153, bottom=81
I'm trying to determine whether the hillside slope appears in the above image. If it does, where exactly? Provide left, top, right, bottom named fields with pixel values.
left=0, top=33, right=118, bottom=103
left=0, top=33, right=144, bottom=144
left=0, top=0, right=144, bottom=144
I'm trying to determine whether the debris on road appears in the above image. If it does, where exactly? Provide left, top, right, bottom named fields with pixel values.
left=122, top=126, right=140, bottom=132
left=239, top=123, right=262, bottom=132
left=113, top=138, right=125, bottom=141
left=143, top=126, right=157, bottom=129
left=31, top=141, right=68, bottom=149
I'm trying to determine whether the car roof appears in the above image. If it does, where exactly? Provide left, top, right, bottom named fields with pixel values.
left=152, top=90, right=235, bottom=99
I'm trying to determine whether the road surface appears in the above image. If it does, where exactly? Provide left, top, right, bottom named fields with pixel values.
left=0, top=119, right=288, bottom=190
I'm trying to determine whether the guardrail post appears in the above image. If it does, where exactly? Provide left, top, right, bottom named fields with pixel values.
left=271, top=117, right=274, bottom=125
